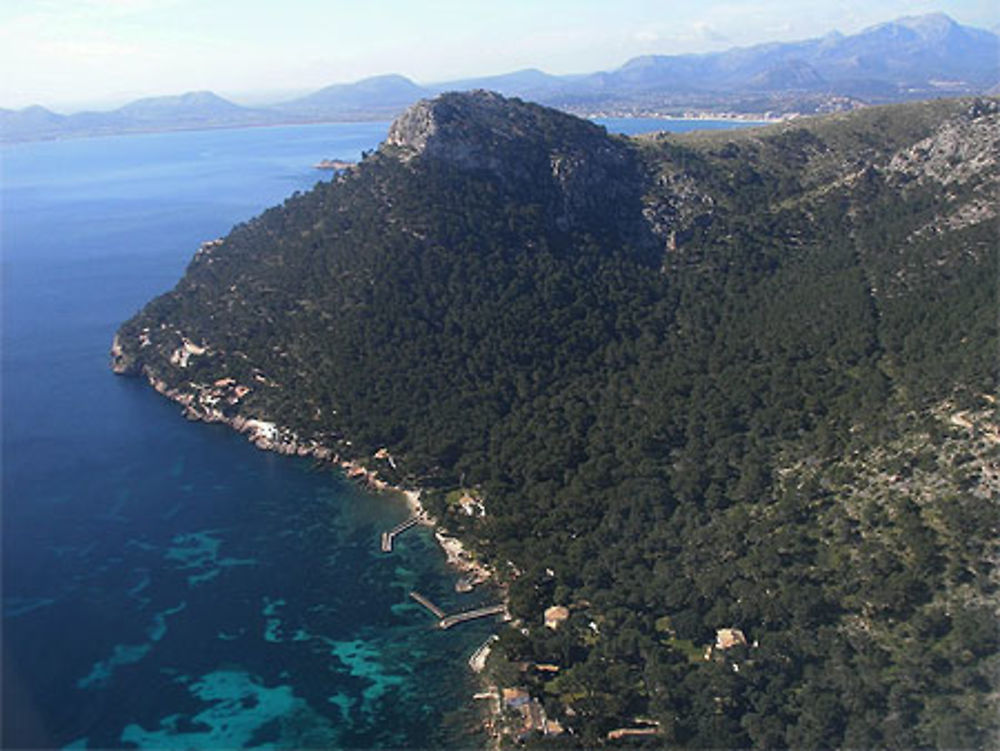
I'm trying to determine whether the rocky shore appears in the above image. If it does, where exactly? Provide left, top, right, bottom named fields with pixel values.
left=111, top=334, right=495, bottom=589
left=112, top=334, right=508, bottom=747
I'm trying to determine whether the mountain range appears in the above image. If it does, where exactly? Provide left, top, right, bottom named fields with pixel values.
left=2, top=12, right=997, bottom=143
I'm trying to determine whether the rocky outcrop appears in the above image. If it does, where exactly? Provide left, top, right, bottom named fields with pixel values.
left=888, top=99, right=1000, bottom=186
left=110, top=334, right=140, bottom=375
left=886, top=99, right=1000, bottom=237
left=384, top=90, right=600, bottom=167
left=641, top=167, right=716, bottom=256
left=382, top=91, right=651, bottom=242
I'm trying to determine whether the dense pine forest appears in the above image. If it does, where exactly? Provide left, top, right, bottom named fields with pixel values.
left=113, top=92, right=998, bottom=748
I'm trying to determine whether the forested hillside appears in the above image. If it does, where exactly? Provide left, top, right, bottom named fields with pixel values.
left=113, top=92, right=998, bottom=748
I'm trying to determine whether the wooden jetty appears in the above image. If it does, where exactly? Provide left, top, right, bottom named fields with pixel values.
left=380, top=516, right=419, bottom=552
left=439, top=603, right=507, bottom=630
left=408, top=591, right=446, bottom=619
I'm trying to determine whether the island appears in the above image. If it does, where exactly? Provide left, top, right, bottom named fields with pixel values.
left=112, top=91, right=999, bottom=748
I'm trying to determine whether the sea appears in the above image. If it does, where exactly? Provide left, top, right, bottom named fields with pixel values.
left=1, top=115, right=757, bottom=749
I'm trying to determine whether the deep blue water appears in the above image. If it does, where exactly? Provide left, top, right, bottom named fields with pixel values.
left=1, top=116, right=752, bottom=749
left=1, top=122, right=501, bottom=750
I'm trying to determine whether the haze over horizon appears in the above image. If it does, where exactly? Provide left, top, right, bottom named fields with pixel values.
left=2, top=0, right=997, bottom=113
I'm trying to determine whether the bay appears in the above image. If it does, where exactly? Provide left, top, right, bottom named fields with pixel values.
left=597, top=116, right=767, bottom=136
left=1, top=115, right=756, bottom=749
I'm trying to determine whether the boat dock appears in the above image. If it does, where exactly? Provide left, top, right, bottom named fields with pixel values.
left=408, top=591, right=446, bottom=619
left=380, top=516, right=419, bottom=552
left=408, top=593, right=506, bottom=630
left=439, top=603, right=507, bottom=630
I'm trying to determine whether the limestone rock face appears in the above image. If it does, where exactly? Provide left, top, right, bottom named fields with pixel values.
left=384, top=96, right=441, bottom=158
left=383, top=90, right=652, bottom=242
left=384, top=91, right=618, bottom=180
left=888, top=99, right=1000, bottom=186
left=384, top=89, right=587, bottom=168
left=886, top=99, right=1000, bottom=236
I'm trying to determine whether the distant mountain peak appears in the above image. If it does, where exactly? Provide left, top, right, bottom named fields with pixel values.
left=5, top=12, right=998, bottom=143
left=179, top=90, right=230, bottom=102
left=861, top=12, right=969, bottom=45
left=896, top=11, right=959, bottom=34
left=353, top=73, right=422, bottom=88
left=275, top=74, right=425, bottom=115
left=621, top=54, right=666, bottom=70
left=117, top=90, right=245, bottom=117
left=610, top=11, right=998, bottom=98
left=21, top=104, right=62, bottom=117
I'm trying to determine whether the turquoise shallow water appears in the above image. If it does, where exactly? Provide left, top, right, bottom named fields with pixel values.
left=1, top=116, right=753, bottom=749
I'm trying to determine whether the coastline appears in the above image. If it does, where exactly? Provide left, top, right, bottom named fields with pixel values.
left=111, top=337, right=496, bottom=590
left=5, top=109, right=782, bottom=147
left=112, top=340, right=508, bottom=745
left=585, top=111, right=783, bottom=124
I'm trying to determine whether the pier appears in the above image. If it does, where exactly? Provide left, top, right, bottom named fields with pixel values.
left=407, top=592, right=507, bottom=631
left=439, top=603, right=507, bottom=630
left=408, top=591, right=446, bottom=619
left=380, top=516, right=419, bottom=552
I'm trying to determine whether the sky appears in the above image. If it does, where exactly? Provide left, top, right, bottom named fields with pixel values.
left=1, top=0, right=997, bottom=111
